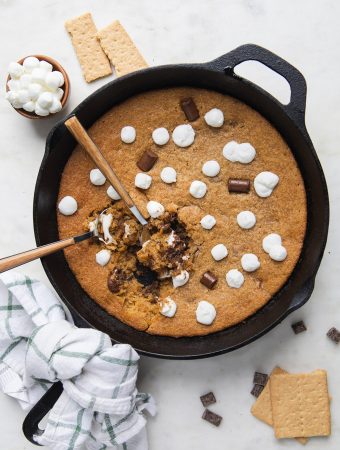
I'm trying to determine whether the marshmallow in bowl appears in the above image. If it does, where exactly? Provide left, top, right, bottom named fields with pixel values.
left=223, top=141, right=256, bottom=164
left=226, top=269, right=244, bottom=288
left=95, top=249, right=111, bottom=266
left=107, top=185, right=121, bottom=200
left=211, top=244, right=228, bottom=261
left=121, top=126, right=136, bottom=143
left=262, top=233, right=282, bottom=253
left=8, top=62, right=24, bottom=79
left=58, top=196, right=77, bottom=216
left=152, top=127, right=170, bottom=145
left=200, top=214, right=216, bottom=230
left=172, top=124, right=195, bottom=147
left=202, top=160, right=220, bottom=177
left=90, top=169, right=106, bottom=186
left=160, top=167, right=177, bottom=184
left=254, top=171, right=279, bottom=197
left=22, top=57, right=40, bottom=73
left=172, top=270, right=189, bottom=288
left=45, top=71, right=64, bottom=90
left=237, top=211, right=256, bottom=229
left=196, top=300, right=216, bottom=325
left=241, top=253, right=260, bottom=272
left=147, top=200, right=165, bottom=218
left=189, top=180, right=207, bottom=198
left=204, top=108, right=224, bottom=127
left=135, top=173, right=152, bottom=190
left=160, top=297, right=177, bottom=317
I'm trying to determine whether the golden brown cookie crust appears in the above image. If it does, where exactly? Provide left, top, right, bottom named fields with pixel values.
left=57, top=87, right=307, bottom=337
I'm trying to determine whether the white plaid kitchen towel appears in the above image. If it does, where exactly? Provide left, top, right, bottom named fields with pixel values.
left=0, top=272, right=156, bottom=450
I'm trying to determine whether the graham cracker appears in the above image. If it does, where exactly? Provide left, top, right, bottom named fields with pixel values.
left=251, top=367, right=307, bottom=445
left=270, top=370, right=331, bottom=439
left=97, top=20, right=148, bottom=77
left=65, top=12, right=112, bottom=82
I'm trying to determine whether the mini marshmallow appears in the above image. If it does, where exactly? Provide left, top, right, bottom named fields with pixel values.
left=121, top=126, right=136, bottom=143
left=269, top=244, right=287, bottom=261
left=39, top=60, right=53, bottom=73
left=22, top=101, right=35, bottom=112
left=45, top=71, right=64, bottom=90
left=22, top=57, right=40, bottom=73
left=172, top=124, right=195, bottom=147
left=241, top=253, right=260, bottom=272
left=172, top=270, right=190, bottom=288
left=58, top=196, right=77, bottom=215
left=160, top=167, right=177, bottom=184
left=254, top=171, right=279, bottom=197
left=200, top=214, right=216, bottom=230
left=31, top=68, right=47, bottom=85
left=211, top=244, right=228, bottom=261
left=196, top=300, right=216, bottom=325
left=202, top=160, right=220, bottom=177
left=17, top=89, right=30, bottom=105
left=135, top=173, right=152, bottom=190
left=48, top=96, right=62, bottom=114
left=28, top=83, right=43, bottom=101
left=189, top=180, right=207, bottom=198
left=35, top=104, right=49, bottom=116
left=160, top=297, right=177, bottom=317
left=37, top=92, right=53, bottom=109
left=95, top=249, right=111, bottom=266
left=147, top=200, right=165, bottom=218
left=204, top=108, right=224, bottom=127
left=107, top=185, right=121, bottom=200
left=90, top=169, right=106, bottom=186
left=7, top=79, right=20, bottom=92
left=152, top=127, right=170, bottom=145
left=100, top=213, right=113, bottom=244
left=19, top=74, right=32, bottom=89
left=8, top=62, right=24, bottom=79
left=262, top=233, right=282, bottom=253
left=237, top=211, right=256, bottom=229
left=55, top=88, right=64, bottom=100
left=226, top=269, right=245, bottom=288
left=6, top=91, right=22, bottom=109
left=223, top=141, right=256, bottom=164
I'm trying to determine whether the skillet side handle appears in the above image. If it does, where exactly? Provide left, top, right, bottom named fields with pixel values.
left=22, top=382, right=63, bottom=445
left=286, top=277, right=315, bottom=314
left=207, top=44, right=307, bottom=130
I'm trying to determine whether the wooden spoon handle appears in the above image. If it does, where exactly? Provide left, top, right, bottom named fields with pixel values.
left=65, top=115, right=135, bottom=208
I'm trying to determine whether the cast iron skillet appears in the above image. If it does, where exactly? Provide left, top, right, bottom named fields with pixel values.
left=24, top=43, right=329, bottom=445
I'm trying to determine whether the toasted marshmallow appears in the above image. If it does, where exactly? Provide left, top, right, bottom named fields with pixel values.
left=211, top=244, right=228, bottom=261
left=135, top=173, right=152, bottom=190
left=254, top=171, right=279, bottom=197
left=204, top=108, right=224, bottom=127
left=160, top=167, right=177, bottom=184
left=223, top=141, right=256, bottom=164
left=160, top=297, right=177, bottom=317
left=262, top=233, right=282, bottom=253
left=237, top=211, right=256, bottom=229
left=226, top=269, right=244, bottom=288
left=121, top=126, right=136, bottom=143
left=152, top=127, right=170, bottom=145
left=202, top=160, right=220, bottom=177
left=200, top=214, right=216, bottom=230
left=241, top=253, right=260, bottom=272
left=189, top=180, right=207, bottom=198
left=196, top=300, right=216, bottom=325
left=58, top=196, right=77, bottom=215
left=172, top=124, right=195, bottom=147
left=147, top=200, right=165, bottom=218
left=107, top=185, right=121, bottom=200
left=95, top=249, right=111, bottom=266
left=90, top=169, right=106, bottom=186
left=172, top=270, right=189, bottom=288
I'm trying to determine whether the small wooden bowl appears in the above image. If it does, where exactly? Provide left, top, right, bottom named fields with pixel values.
left=6, top=55, right=70, bottom=119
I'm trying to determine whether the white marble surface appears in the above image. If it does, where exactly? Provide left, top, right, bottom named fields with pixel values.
left=0, top=0, right=339, bottom=448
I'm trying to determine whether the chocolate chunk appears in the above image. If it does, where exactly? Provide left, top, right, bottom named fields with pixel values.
left=202, top=409, right=222, bottom=427
left=107, top=269, right=127, bottom=293
left=134, top=261, right=158, bottom=286
left=200, top=271, right=218, bottom=289
left=137, top=149, right=158, bottom=172
left=200, top=392, right=216, bottom=407
left=253, top=372, right=269, bottom=386
left=292, top=320, right=307, bottom=334
left=251, top=383, right=264, bottom=398
left=180, top=97, right=199, bottom=121
left=327, top=327, right=340, bottom=344
left=228, top=178, right=250, bottom=193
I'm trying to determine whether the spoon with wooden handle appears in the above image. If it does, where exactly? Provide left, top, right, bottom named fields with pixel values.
left=64, top=115, right=147, bottom=226
left=0, top=231, right=93, bottom=274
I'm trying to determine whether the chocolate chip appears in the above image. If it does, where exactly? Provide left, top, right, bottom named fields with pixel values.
left=327, top=327, right=340, bottom=344
left=180, top=97, right=199, bottom=121
left=251, top=384, right=264, bottom=398
left=137, top=149, right=158, bottom=172
left=200, top=392, right=216, bottom=407
left=253, top=372, right=269, bottom=386
left=292, top=320, right=307, bottom=334
left=202, top=409, right=222, bottom=427
left=228, top=178, right=250, bottom=193
left=107, top=269, right=127, bottom=293
left=200, top=271, right=218, bottom=289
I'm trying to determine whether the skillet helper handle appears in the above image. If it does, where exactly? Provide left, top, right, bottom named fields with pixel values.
left=22, top=382, right=63, bottom=445
left=209, top=44, right=307, bottom=128
left=65, top=115, right=135, bottom=208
